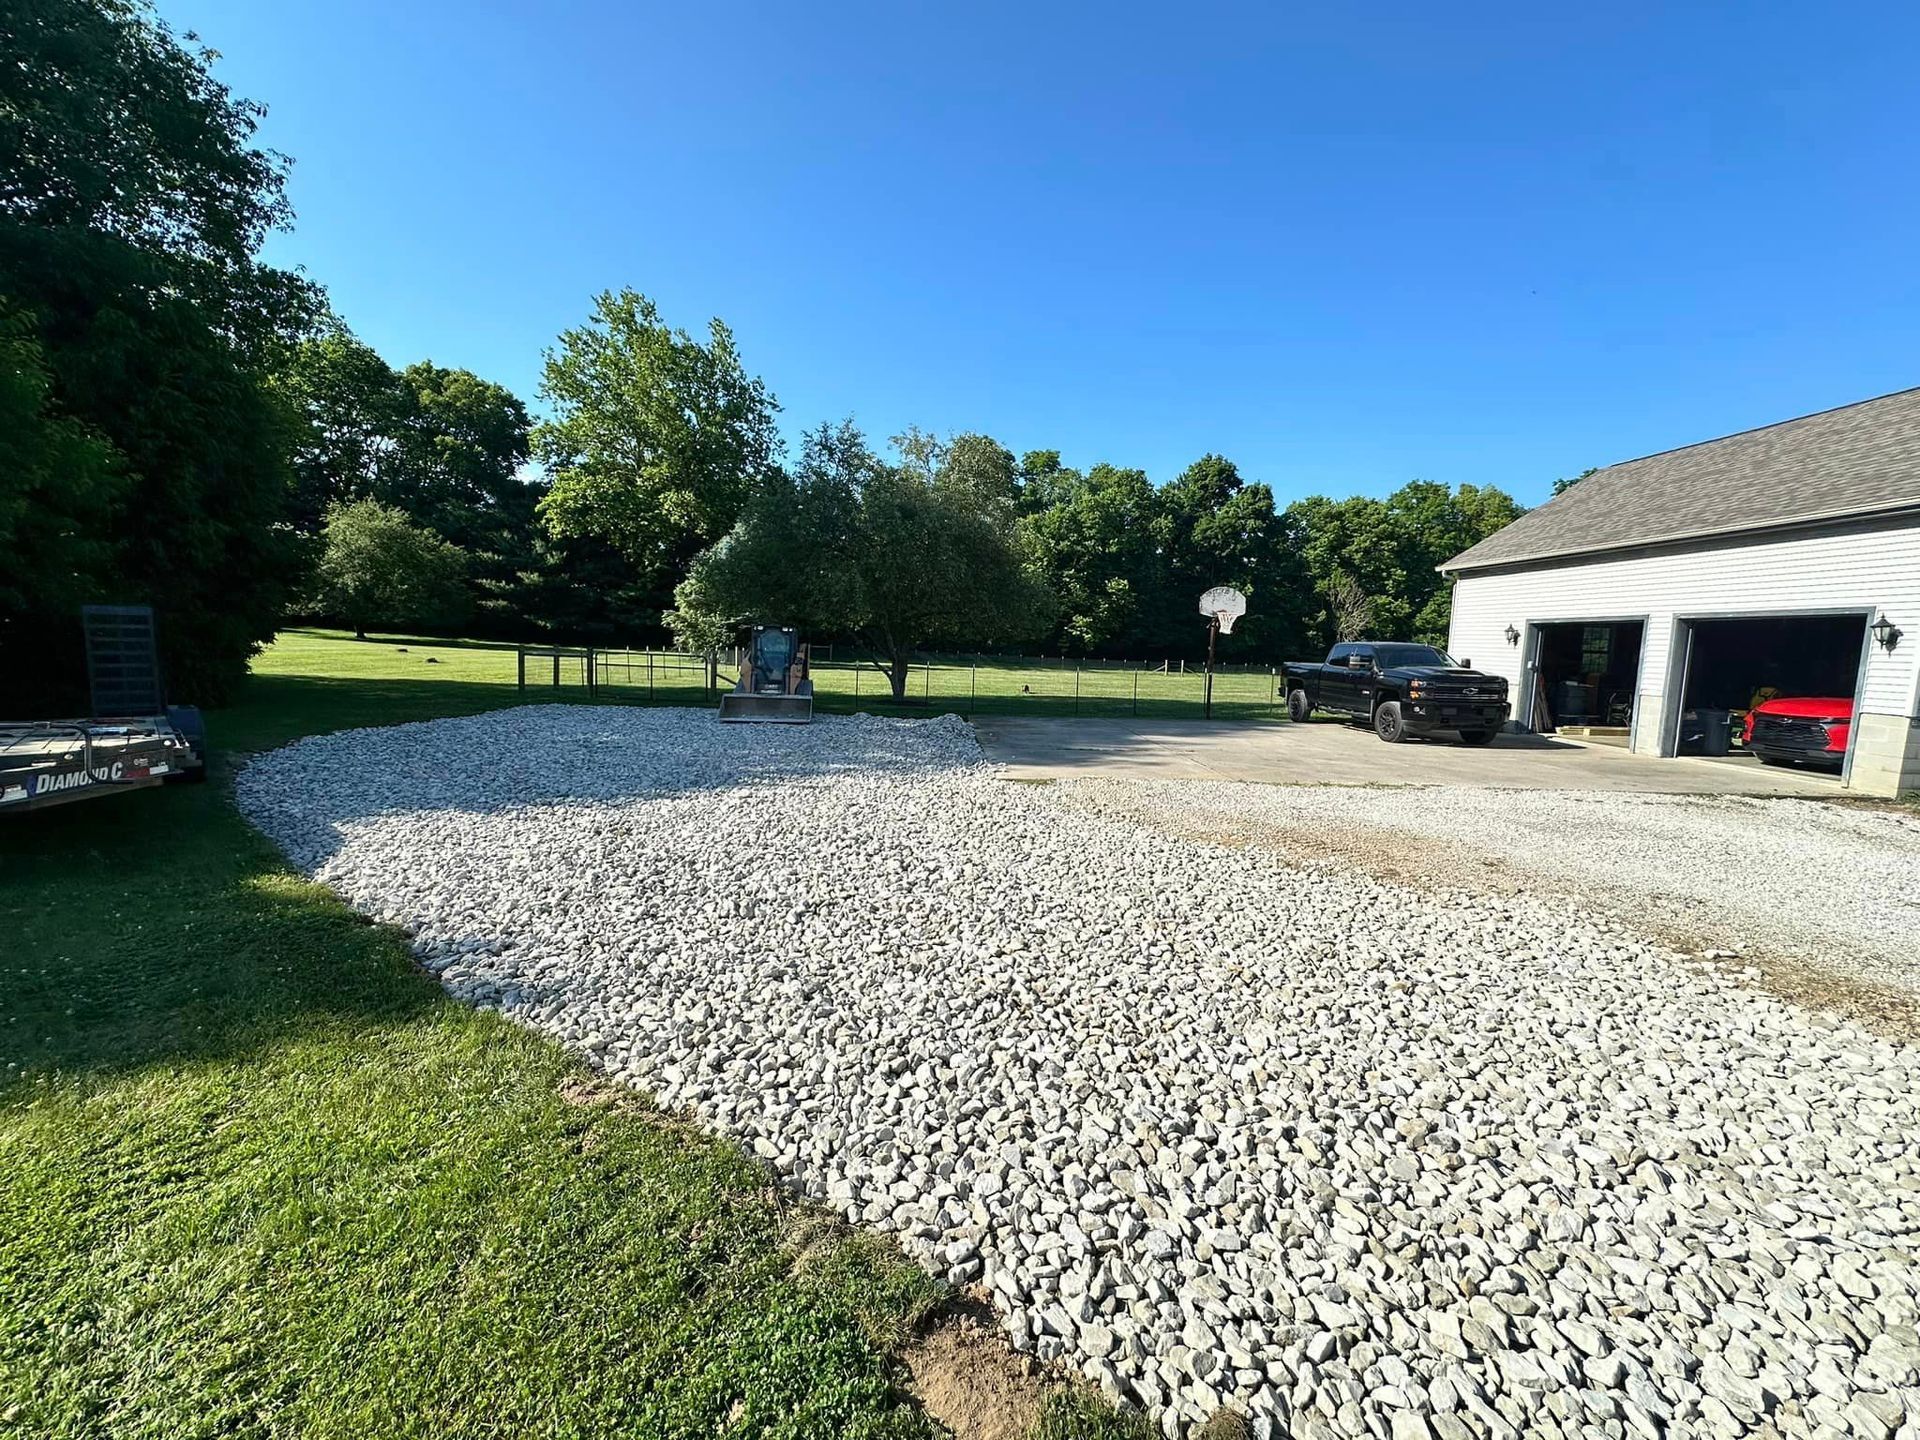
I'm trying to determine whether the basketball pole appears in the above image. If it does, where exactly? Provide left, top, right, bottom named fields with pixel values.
left=1205, top=615, right=1217, bottom=720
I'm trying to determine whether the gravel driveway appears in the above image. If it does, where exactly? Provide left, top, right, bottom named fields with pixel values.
left=1064, top=782, right=1920, bottom=1026
left=238, top=708, right=1920, bottom=1440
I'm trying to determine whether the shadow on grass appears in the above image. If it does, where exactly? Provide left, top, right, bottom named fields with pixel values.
left=0, top=770, right=448, bottom=1084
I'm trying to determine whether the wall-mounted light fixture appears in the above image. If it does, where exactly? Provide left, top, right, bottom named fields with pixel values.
left=1505, top=624, right=1521, bottom=646
left=1871, top=615, right=1902, bottom=652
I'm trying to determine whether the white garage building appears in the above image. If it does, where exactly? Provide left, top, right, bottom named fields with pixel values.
left=1443, top=388, right=1920, bottom=796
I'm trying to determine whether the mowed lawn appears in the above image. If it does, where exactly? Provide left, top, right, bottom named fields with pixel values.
left=248, top=627, right=1285, bottom=731
left=0, top=632, right=1144, bottom=1440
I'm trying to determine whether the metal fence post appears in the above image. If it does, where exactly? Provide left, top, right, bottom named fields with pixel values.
left=648, top=650, right=655, bottom=700
left=855, top=665, right=861, bottom=699
left=1074, top=663, right=1081, bottom=716
left=517, top=647, right=525, bottom=693
left=971, top=663, right=977, bottom=715
left=924, top=661, right=931, bottom=702
left=1133, top=668, right=1139, bottom=716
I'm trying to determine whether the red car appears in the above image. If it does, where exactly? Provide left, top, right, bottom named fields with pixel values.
left=1743, top=696, right=1853, bottom=770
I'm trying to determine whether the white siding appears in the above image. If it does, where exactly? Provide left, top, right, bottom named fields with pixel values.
left=1447, top=524, right=1920, bottom=770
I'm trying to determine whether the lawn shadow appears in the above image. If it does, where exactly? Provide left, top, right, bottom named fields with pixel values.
left=0, top=777, right=447, bottom=1084
left=4, top=671, right=984, bottom=1085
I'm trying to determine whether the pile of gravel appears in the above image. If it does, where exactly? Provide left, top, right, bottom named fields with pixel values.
left=238, top=707, right=1920, bottom=1440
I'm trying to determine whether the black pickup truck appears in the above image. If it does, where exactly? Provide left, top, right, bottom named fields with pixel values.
left=1283, top=642, right=1510, bottom=744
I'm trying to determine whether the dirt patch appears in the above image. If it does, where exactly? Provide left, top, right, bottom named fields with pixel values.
left=1653, top=939, right=1920, bottom=1042
left=903, top=1304, right=1055, bottom=1440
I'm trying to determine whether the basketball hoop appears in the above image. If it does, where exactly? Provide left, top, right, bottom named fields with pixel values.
left=1199, top=586, right=1247, bottom=635
left=1196, top=586, right=1248, bottom=719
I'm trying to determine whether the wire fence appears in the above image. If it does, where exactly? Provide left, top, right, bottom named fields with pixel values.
left=515, top=646, right=1284, bottom=720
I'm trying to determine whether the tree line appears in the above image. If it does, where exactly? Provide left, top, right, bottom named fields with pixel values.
left=1, top=0, right=1525, bottom=711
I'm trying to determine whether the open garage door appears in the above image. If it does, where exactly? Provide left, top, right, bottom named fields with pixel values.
left=1524, top=620, right=1645, bottom=743
left=1671, top=613, right=1868, bottom=777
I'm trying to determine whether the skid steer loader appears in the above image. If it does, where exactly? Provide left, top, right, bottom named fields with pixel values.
left=717, top=625, right=814, bottom=723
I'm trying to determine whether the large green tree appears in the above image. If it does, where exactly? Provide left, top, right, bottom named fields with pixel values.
left=1285, top=480, right=1524, bottom=647
left=398, top=360, right=534, bottom=548
left=274, top=331, right=537, bottom=548
left=673, top=421, right=1049, bottom=700
left=0, top=312, right=123, bottom=620
left=1141, top=454, right=1307, bottom=659
left=535, top=289, right=779, bottom=593
left=0, top=0, right=321, bottom=706
left=312, top=499, right=468, bottom=641
left=1017, top=461, right=1159, bottom=654
left=273, top=327, right=415, bottom=529
left=274, top=327, right=542, bottom=633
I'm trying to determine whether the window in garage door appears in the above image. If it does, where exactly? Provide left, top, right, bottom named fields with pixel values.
left=1672, top=613, right=1868, bottom=768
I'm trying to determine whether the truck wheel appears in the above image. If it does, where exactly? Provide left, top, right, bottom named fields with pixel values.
left=1373, top=701, right=1408, bottom=743
left=1287, top=688, right=1312, bottom=723
left=1459, top=728, right=1499, bottom=746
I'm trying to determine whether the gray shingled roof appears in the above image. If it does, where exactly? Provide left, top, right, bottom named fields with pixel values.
left=1443, top=386, right=1920, bottom=573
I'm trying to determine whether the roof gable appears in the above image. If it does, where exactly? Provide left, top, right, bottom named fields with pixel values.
left=1444, top=387, right=1920, bottom=573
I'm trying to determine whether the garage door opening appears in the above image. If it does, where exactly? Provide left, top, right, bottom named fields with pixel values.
left=1672, top=613, right=1867, bottom=775
left=1526, top=620, right=1645, bottom=743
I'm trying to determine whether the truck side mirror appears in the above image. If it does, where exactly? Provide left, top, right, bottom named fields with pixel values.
left=1459, top=657, right=1470, bottom=669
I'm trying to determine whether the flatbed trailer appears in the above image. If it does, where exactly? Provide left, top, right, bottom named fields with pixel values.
left=0, top=716, right=204, bottom=815
left=3, top=605, right=206, bottom=816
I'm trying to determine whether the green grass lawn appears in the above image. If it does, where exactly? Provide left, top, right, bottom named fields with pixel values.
left=247, top=627, right=1286, bottom=731
left=1, top=631, right=1149, bottom=1440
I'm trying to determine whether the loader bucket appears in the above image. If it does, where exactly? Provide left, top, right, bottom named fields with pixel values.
left=718, top=626, right=814, bottom=724
left=717, top=687, right=814, bottom=724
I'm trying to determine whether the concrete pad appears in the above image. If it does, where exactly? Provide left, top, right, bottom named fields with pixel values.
left=969, top=716, right=1845, bottom=795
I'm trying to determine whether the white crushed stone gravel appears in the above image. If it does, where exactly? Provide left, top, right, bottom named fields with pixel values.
left=1062, top=782, right=1920, bottom=1001
left=237, top=706, right=1920, bottom=1440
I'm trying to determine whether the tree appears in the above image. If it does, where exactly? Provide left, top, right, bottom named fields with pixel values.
left=313, top=500, right=468, bottom=640
left=395, top=361, right=534, bottom=544
left=930, top=431, right=1021, bottom=506
left=1325, top=571, right=1376, bottom=642
left=0, top=0, right=322, bottom=705
left=1285, top=481, right=1524, bottom=648
left=0, top=312, right=125, bottom=692
left=535, top=289, right=779, bottom=591
left=1552, top=466, right=1597, bottom=496
left=0, top=314, right=120, bottom=605
left=274, top=331, right=536, bottom=543
left=673, top=421, right=1049, bottom=700
left=274, top=328, right=545, bottom=632
left=1142, top=454, right=1308, bottom=659
left=1017, top=462, right=1159, bottom=654
left=273, top=327, right=416, bottom=529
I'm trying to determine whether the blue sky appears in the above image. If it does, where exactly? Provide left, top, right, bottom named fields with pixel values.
left=160, top=1, right=1920, bottom=505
